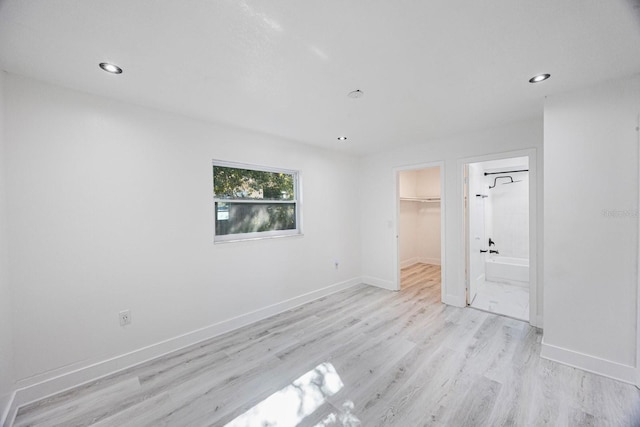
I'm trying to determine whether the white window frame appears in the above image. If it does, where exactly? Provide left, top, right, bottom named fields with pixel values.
left=212, top=160, right=302, bottom=243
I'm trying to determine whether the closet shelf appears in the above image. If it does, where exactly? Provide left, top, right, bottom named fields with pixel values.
left=400, top=197, right=440, bottom=203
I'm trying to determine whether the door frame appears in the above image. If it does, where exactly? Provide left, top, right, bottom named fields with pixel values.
left=458, top=148, right=539, bottom=327
left=466, top=166, right=488, bottom=306
left=392, top=161, right=446, bottom=299
left=636, top=112, right=640, bottom=388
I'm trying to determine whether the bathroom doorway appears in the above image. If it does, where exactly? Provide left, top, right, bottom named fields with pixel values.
left=464, top=156, right=530, bottom=321
left=396, top=165, right=444, bottom=294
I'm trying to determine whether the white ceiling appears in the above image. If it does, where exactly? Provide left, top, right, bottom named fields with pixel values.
left=1, top=0, right=639, bottom=155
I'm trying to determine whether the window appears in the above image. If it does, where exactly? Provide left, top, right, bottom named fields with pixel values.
left=212, top=161, right=301, bottom=242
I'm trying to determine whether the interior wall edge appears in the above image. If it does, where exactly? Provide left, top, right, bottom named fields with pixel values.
left=540, top=339, right=636, bottom=385
left=543, top=74, right=638, bottom=372
left=442, top=294, right=465, bottom=308
left=6, top=276, right=363, bottom=421
left=0, top=68, right=16, bottom=427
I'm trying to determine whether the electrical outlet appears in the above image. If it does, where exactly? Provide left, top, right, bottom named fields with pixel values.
left=119, top=310, right=131, bottom=326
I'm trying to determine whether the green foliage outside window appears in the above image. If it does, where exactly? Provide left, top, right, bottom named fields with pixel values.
left=213, top=163, right=299, bottom=239
left=213, top=166, right=294, bottom=200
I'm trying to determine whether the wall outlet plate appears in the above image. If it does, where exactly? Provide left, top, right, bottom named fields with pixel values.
left=119, top=310, right=131, bottom=326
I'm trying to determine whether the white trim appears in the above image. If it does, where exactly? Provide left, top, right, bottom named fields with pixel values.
left=636, top=111, right=640, bottom=388
left=211, top=159, right=299, bottom=175
left=212, top=159, right=302, bottom=243
left=541, top=339, right=636, bottom=385
left=214, top=199, right=295, bottom=204
left=457, top=148, right=540, bottom=328
left=362, top=276, right=396, bottom=291
left=6, top=277, right=362, bottom=422
left=1, top=390, right=15, bottom=427
left=393, top=161, right=446, bottom=301
left=214, top=229, right=303, bottom=244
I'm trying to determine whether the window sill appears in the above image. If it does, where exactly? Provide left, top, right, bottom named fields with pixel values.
left=213, top=232, right=304, bottom=244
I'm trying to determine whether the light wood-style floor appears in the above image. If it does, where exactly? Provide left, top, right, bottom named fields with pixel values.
left=13, top=264, right=640, bottom=426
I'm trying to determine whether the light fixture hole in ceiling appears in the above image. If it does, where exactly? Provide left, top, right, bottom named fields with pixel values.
left=347, top=90, right=364, bottom=99
left=337, top=136, right=348, bottom=141
left=529, top=73, right=550, bottom=83
left=99, top=62, right=123, bottom=74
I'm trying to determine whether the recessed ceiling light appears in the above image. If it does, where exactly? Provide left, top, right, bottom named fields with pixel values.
left=529, top=73, right=550, bottom=83
left=99, top=62, right=123, bottom=74
left=347, top=89, right=364, bottom=99
left=337, top=136, right=348, bottom=141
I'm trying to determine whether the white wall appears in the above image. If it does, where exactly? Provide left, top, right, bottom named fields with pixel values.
left=543, top=75, right=640, bottom=382
left=484, top=159, right=529, bottom=259
left=0, top=71, right=15, bottom=425
left=398, top=169, right=417, bottom=199
left=415, top=168, right=442, bottom=265
left=360, top=118, right=543, bottom=314
left=398, top=168, right=441, bottom=268
left=3, top=74, right=362, bottom=400
left=415, top=168, right=440, bottom=198
left=488, top=173, right=529, bottom=259
left=399, top=199, right=420, bottom=265
left=399, top=171, right=419, bottom=265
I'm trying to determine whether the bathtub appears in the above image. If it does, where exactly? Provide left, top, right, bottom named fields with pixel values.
left=485, top=256, right=529, bottom=286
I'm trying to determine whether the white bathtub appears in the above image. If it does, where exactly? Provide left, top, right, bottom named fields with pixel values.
left=485, top=256, right=529, bottom=286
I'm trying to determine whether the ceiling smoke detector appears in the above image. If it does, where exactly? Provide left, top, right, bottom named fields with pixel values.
left=347, top=89, right=364, bottom=99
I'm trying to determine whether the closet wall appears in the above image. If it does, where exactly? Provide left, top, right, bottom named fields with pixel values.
left=399, top=168, right=441, bottom=267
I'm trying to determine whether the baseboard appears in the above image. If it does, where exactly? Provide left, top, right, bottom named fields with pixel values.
left=362, top=276, right=396, bottom=290
left=400, top=257, right=419, bottom=269
left=1, top=390, right=15, bottom=427
left=442, top=293, right=466, bottom=307
left=7, top=277, right=362, bottom=423
left=540, top=339, right=636, bottom=384
left=399, top=257, right=441, bottom=269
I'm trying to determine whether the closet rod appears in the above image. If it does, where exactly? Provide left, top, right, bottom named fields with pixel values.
left=484, top=169, right=528, bottom=176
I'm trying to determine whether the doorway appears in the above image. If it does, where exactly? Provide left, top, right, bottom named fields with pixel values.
left=465, top=156, right=530, bottom=321
left=397, top=165, right=444, bottom=293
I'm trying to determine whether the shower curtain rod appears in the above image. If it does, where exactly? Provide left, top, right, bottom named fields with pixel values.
left=484, top=169, right=528, bottom=176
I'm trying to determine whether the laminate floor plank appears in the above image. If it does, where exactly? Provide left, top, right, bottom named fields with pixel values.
left=13, top=377, right=141, bottom=427
left=362, top=346, right=467, bottom=427
left=443, top=375, right=502, bottom=426
left=90, top=392, right=174, bottom=427
left=329, top=313, right=472, bottom=424
left=12, top=264, right=640, bottom=427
